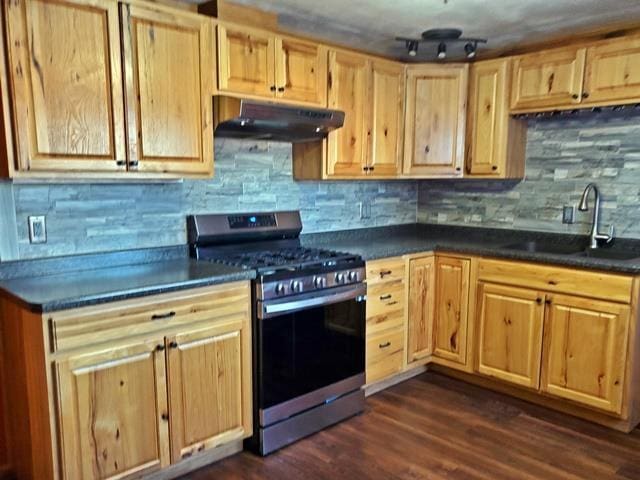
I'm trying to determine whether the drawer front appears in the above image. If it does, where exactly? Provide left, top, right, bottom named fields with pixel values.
left=366, top=279, right=406, bottom=335
left=477, top=258, right=633, bottom=303
left=366, top=327, right=404, bottom=384
left=49, top=282, right=251, bottom=352
left=366, top=257, right=406, bottom=285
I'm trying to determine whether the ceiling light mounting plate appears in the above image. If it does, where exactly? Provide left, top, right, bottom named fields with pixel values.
left=421, top=28, right=462, bottom=40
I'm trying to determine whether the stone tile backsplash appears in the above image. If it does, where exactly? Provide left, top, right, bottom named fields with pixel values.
left=418, top=111, right=640, bottom=238
left=9, top=139, right=418, bottom=260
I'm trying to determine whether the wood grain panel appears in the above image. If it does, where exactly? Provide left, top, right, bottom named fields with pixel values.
left=275, top=36, right=327, bottom=106
left=542, top=294, right=630, bottom=414
left=366, top=327, right=404, bottom=384
left=403, top=64, right=468, bottom=177
left=366, top=279, right=406, bottom=336
left=476, top=282, right=545, bottom=389
left=407, top=256, right=435, bottom=363
left=121, top=3, right=213, bottom=175
left=167, top=316, right=252, bottom=462
left=477, top=258, right=634, bottom=303
left=365, top=257, right=406, bottom=285
left=5, top=0, right=126, bottom=172
left=432, top=256, right=470, bottom=365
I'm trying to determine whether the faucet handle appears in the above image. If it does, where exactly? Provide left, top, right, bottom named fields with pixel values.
left=595, top=225, right=615, bottom=244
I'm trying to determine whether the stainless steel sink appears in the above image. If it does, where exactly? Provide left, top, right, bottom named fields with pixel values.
left=575, top=249, right=640, bottom=261
left=502, top=241, right=586, bottom=255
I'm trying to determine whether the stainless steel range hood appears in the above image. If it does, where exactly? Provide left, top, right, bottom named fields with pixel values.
left=214, top=96, right=345, bottom=143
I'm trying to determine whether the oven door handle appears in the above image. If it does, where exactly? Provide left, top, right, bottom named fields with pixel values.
left=259, top=284, right=367, bottom=319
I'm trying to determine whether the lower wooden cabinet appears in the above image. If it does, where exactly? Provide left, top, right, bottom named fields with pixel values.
left=542, top=294, right=630, bottom=414
left=476, top=282, right=545, bottom=389
left=55, top=338, right=170, bottom=479
left=166, top=318, right=251, bottom=462
left=366, top=327, right=404, bottom=384
left=432, top=256, right=470, bottom=366
left=407, top=256, right=435, bottom=363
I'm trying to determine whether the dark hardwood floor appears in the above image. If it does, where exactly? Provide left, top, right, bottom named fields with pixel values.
left=183, top=372, right=640, bottom=479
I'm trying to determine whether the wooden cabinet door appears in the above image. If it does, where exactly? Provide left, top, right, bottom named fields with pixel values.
left=275, top=36, right=327, bottom=106
left=403, top=65, right=467, bottom=177
left=217, top=24, right=276, bottom=98
left=166, top=316, right=252, bottom=462
left=5, top=0, right=126, bottom=172
left=476, top=283, right=545, bottom=389
left=467, top=59, right=509, bottom=176
left=121, top=4, right=213, bottom=175
left=432, top=256, right=470, bottom=365
left=326, top=50, right=369, bottom=178
left=408, top=256, right=436, bottom=363
left=368, top=60, right=404, bottom=177
left=583, top=36, right=640, bottom=106
left=56, top=339, right=170, bottom=480
left=510, top=47, right=586, bottom=111
left=541, top=295, right=630, bottom=414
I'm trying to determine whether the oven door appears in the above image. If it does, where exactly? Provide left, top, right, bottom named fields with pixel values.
left=256, top=283, right=366, bottom=426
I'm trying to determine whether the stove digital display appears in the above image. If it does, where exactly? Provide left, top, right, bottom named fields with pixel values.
left=228, top=214, right=277, bottom=229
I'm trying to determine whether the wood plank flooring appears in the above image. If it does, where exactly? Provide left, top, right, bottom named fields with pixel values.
left=182, top=372, right=640, bottom=480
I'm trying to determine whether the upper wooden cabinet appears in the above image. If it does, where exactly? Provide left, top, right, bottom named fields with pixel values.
left=407, top=256, right=435, bottom=364
left=5, top=0, right=126, bottom=173
left=476, top=282, right=545, bottom=389
left=583, top=35, right=640, bottom=106
left=121, top=3, right=214, bottom=175
left=466, top=59, right=526, bottom=179
left=3, top=0, right=215, bottom=179
left=432, top=256, right=470, bottom=366
left=217, top=24, right=327, bottom=106
left=542, top=294, right=630, bottom=414
left=510, top=46, right=586, bottom=112
left=403, top=64, right=468, bottom=177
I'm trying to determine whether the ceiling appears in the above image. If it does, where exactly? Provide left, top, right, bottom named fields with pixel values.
left=187, top=0, right=640, bottom=60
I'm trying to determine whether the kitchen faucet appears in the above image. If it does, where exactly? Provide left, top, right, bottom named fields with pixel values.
left=578, top=183, right=614, bottom=249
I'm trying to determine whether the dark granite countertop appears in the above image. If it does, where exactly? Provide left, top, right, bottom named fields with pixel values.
left=0, top=248, right=255, bottom=313
left=301, top=224, right=640, bottom=274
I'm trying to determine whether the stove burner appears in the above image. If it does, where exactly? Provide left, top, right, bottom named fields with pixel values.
left=209, top=247, right=357, bottom=272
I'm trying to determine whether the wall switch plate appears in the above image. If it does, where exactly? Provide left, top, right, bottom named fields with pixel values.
left=28, top=215, right=47, bottom=244
left=562, top=205, right=575, bottom=224
left=359, top=201, right=371, bottom=220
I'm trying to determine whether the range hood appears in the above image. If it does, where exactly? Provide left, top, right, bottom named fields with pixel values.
left=214, top=96, right=345, bottom=143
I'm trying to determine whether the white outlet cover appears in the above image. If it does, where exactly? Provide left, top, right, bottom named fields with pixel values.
left=28, top=215, right=47, bottom=244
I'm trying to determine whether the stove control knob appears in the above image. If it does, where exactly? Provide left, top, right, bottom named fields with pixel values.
left=290, top=280, right=303, bottom=293
left=348, top=271, right=359, bottom=282
left=314, top=276, right=326, bottom=288
left=275, top=283, right=286, bottom=296
left=335, top=273, right=346, bottom=284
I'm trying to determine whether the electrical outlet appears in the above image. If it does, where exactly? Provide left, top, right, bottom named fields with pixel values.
left=562, top=205, right=575, bottom=224
left=28, top=215, right=47, bottom=244
left=359, top=201, right=371, bottom=220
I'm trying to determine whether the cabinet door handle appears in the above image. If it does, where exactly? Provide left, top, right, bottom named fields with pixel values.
left=270, top=85, right=276, bottom=92
left=151, top=311, right=176, bottom=321
left=572, top=94, right=579, bottom=99
left=379, top=342, right=391, bottom=349
left=169, top=341, right=179, bottom=349
left=156, top=344, right=166, bottom=352
left=536, top=298, right=543, bottom=305
left=129, top=160, right=139, bottom=168
left=161, top=413, right=169, bottom=421
left=491, top=165, right=498, bottom=171
left=424, top=145, right=430, bottom=153
left=379, top=270, right=392, bottom=278
left=116, top=160, right=126, bottom=167
left=380, top=294, right=392, bottom=300
left=456, top=167, right=461, bottom=172
left=582, top=92, right=590, bottom=99
left=278, top=87, right=285, bottom=92
left=545, top=299, right=552, bottom=305
left=386, top=301, right=398, bottom=306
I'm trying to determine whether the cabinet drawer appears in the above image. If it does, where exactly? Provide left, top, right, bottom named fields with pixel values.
left=366, top=327, right=404, bottom=384
left=48, top=282, right=250, bottom=352
left=366, top=257, right=406, bottom=285
left=477, top=258, right=633, bottom=303
left=366, top=279, right=405, bottom=335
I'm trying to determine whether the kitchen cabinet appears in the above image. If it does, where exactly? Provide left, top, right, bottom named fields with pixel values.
left=582, top=35, right=640, bottom=106
left=432, top=256, right=470, bottom=366
left=217, top=23, right=327, bottom=106
left=407, top=256, right=436, bottom=364
left=56, top=338, right=170, bottom=479
left=121, top=3, right=214, bottom=175
left=466, top=59, right=526, bottom=178
left=403, top=64, right=468, bottom=177
left=476, top=282, right=545, bottom=389
left=510, top=46, right=586, bottom=112
left=542, top=294, right=630, bottom=414
left=167, top=318, right=252, bottom=462
left=3, top=0, right=215, bottom=179
left=1, top=281, right=252, bottom=480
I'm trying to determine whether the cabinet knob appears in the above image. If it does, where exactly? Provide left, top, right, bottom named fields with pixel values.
left=536, top=298, right=542, bottom=305
left=169, top=341, right=178, bottom=349
left=456, top=167, right=461, bottom=172
left=129, top=160, right=139, bottom=168
left=116, top=160, right=126, bottom=167
left=572, top=94, right=579, bottom=100
left=278, top=87, right=285, bottom=92
left=270, top=85, right=276, bottom=92
left=161, top=413, right=169, bottom=421
left=582, top=92, right=590, bottom=99
left=156, top=344, right=166, bottom=352
left=424, top=145, right=430, bottom=153
left=491, top=165, right=498, bottom=171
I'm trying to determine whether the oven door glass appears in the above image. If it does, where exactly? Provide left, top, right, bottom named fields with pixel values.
left=258, top=296, right=365, bottom=410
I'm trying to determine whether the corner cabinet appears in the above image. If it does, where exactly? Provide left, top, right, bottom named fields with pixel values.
left=3, top=0, right=215, bottom=179
left=217, top=23, right=328, bottom=107
left=407, top=256, right=435, bottom=364
left=403, top=64, right=468, bottom=178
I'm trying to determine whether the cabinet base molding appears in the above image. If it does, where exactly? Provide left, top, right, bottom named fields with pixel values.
left=147, top=440, right=243, bottom=480
left=431, top=365, right=639, bottom=433
left=365, top=365, right=428, bottom=397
